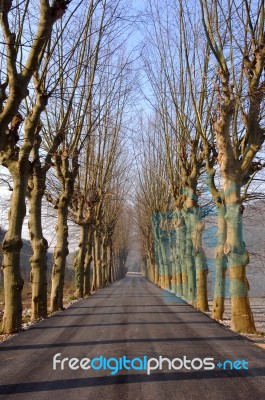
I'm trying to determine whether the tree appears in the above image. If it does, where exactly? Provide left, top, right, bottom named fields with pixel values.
left=0, top=0, right=74, bottom=334
left=134, top=117, right=173, bottom=287
left=44, top=0, right=133, bottom=310
left=26, top=3, right=94, bottom=320
left=141, top=0, right=210, bottom=310
left=200, top=0, right=265, bottom=332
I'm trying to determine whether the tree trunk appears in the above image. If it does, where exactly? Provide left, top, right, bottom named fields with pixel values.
left=2, top=174, right=26, bottom=333
left=83, top=251, right=92, bottom=296
left=106, top=242, right=112, bottom=285
left=212, top=201, right=227, bottom=320
left=91, top=243, right=97, bottom=292
left=170, top=225, right=177, bottom=293
left=28, top=172, right=48, bottom=320
left=159, top=234, right=171, bottom=290
left=190, top=208, right=209, bottom=311
left=111, top=252, right=116, bottom=282
left=148, top=248, right=156, bottom=283
left=101, top=236, right=107, bottom=286
left=2, top=94, right=47, bottom=332
left=224, top=179, right=256, bottom=333
left=165, top=226, right=173, bottom=290
left=205, top=170, right=227, bottom=320
left=174, top=211, right=184, bottom=297
left=183, top=208, right=196, bottom=303
left=152, top=215, right=166, bottom=289
left=84, top=228, right=93, bottom=296
left=154, top=259, right=159, bottom=285
left=74, top=224, right=88, bottom=298
left=50, top=196, right=69, bottom=312
left=94, top=230, right=102, bottom=289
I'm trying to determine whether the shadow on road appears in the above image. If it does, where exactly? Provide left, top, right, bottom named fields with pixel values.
left=1, top=368, right=264, bottom=395
left=28, top=321, right=213, bottom=329
left=0, top=336, right=240, bottom=352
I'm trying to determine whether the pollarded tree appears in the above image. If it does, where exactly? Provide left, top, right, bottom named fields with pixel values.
left=200, top=0, right=265, bottom=332
left=142, top=0, right=210, bottom=310
left=98, top=166, right=131, bottom=286
left=27, top=4, right=95, bottom=321
left=70, top=39, right=134, bottom=294
left=176, top=0, right=226, bottom=317
left=111, top=204, right=133, bottom=281
left=45, top=0, right=133, bottom=310
left=0, top=0, right=75, bottom=334
left=134, top=117, right=173, bottom=289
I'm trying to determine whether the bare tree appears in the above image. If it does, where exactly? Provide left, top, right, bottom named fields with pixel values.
left=0, top=0, right=75, bottom=333
left=200, top=0, right=265, bottom=332
left=141, top=0, right=210, bottom=310
left=134, top=117, right=173, bottom=288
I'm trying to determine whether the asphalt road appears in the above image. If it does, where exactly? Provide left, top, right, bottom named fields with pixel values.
left=1, top=276, right=265, bottom=400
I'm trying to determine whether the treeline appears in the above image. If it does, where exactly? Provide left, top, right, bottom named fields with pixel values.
left=0, top=0, right=134, bottom=334
left=135, top=0, right=265, bottom=334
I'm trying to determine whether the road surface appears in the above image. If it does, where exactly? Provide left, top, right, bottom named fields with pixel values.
left=1, top=276, right=265, bottom=399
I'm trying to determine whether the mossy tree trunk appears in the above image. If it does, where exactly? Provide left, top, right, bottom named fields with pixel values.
left=183, top=207, right=196, bottom=303
left=179, top=211, right=187, bottom=297
left=205, top=168, right=227, bottom=320
left=174, top=211, right=185, bottom=297
left=190, top=207, right=209, bottom=311
left=152, top=215, right=166, bottom=289
left=159, top=231, right=171, bottom=290
left=200, top=0, right=265, bottom=333
left=147, top=246, right=156, bottom=284
left=223, top=180, right=255, bottom=333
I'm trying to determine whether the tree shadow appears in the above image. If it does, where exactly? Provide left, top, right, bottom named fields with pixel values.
left=0, top=336, right=240, bottom=352
left=30, top=320, right=213, bottom=330
left=1, top=368, right=265, bottom=395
